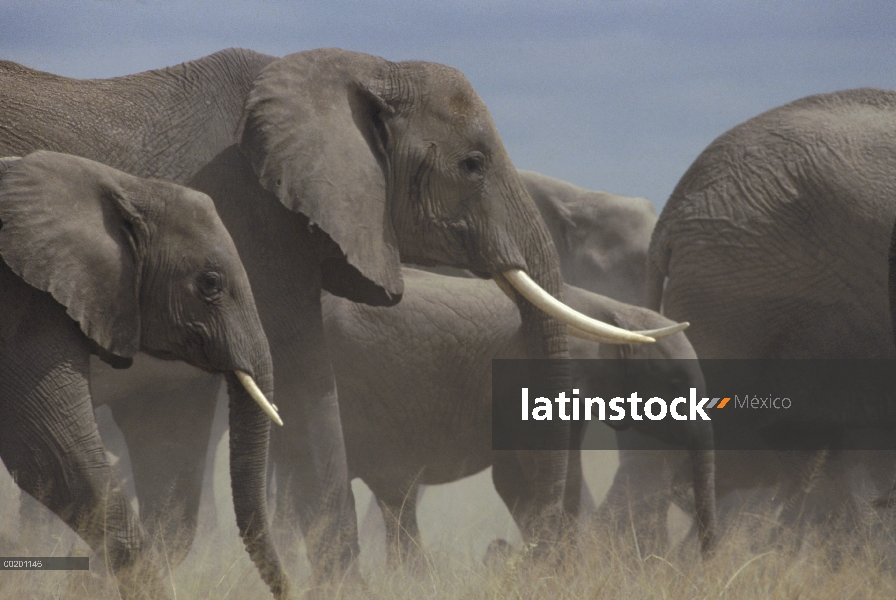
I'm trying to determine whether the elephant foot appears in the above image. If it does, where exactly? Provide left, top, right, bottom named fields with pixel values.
left=303, top=561, right=367, bottom=600
left=113, top=559, right=170, bottom=600
left=483, top=538, right=515, bottom=569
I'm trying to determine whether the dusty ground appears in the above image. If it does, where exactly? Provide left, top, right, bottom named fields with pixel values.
left=2, top=408, right=895, bottom=599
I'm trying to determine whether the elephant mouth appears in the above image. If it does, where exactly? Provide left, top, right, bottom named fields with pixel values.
left=493, top=269, right=688, bottom=345
left=139, top=350, right=281, bottom=426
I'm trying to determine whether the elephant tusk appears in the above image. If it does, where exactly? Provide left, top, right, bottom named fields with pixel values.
left=235, top=371, right=283, bottom=426
left=568, top=328, right=631, bottom=344
left=500, top=269, right=655, bottom=344
left=492, top=274, right=520, bottom=307
left=637, top=322, right=690, bottom=338
left=569, top=321, right=689, bottom=344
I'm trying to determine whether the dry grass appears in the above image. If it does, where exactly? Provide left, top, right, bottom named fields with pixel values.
left=5, top=508, right=896, bottom=599
left=2, top=450, right=896, bottom=599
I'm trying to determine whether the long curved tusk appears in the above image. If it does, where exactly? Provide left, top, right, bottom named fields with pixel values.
left=492, top=275, right=520, bottom=307
left=235, top=370, right=283, bottom=426
left=499, top=269, right=655, bottom=344
left=569, top=321, right=689, bottom=344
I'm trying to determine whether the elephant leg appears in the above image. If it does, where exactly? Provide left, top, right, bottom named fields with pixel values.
left=0, top=305, right=163, bottom=599
left=563, top=426, right=586, bottom=520
left=564, top=419, right=599, bottom=528
left=109, top=370, right=221, bottom=566
left=358, top=493, right=387, bottom=556
left=772, top=449, right=832, bottom=553
left=783, top=451, right=860, bottom=551
left=596, top=448, right=677, bottom=557
left=196, top=388, right=230, bottom=539
left=267, top=317, right=359, bottom=583
left=492, top=449, right=568, bottom=552
left=366, top=479, right=423, bottom=567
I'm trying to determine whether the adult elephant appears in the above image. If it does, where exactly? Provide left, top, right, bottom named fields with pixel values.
left=520, top=170, right=657, bottom=306
left=0, top=152, right=281, bottom=599
left=323, top=268, right=714, bottom=562
left=0, top=48, right=652, bottom=589
left=646, top=89, right=896, bottom=539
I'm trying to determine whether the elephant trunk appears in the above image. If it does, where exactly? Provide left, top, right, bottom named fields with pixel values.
left=225, top=357, right=289, bottom=600
left=506, top=206, right=573, bottom=540
left=690, top=421, right=717, bottom=556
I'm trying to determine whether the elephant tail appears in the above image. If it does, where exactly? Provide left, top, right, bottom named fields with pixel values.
left=645, top=249, right=667, bottom=314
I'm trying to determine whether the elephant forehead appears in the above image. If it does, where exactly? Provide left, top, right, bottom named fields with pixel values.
left=414, top=63, right=489, bottom=122
left=155, top=184, right=234, bottom=245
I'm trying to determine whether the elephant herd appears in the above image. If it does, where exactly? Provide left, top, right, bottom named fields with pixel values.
left=1, top=48, right=896, bottom=599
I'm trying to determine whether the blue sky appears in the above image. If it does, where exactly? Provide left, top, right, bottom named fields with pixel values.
left=2, top=1, right=895, bottom=211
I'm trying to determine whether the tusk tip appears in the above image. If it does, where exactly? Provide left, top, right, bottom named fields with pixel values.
left=637, top=322, right=690, bottom=338
left=234, top=370, right=283, bottom=426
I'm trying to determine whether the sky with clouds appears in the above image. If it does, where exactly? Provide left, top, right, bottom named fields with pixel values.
left=2, top=1, right=895, bottom=211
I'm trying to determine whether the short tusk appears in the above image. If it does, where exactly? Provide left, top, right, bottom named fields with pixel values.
left=568, top=321, right=689, bottom=344
left=501, top=269, right=655, bottom=344
left=235, top=370, right=283, bottom=426
left=492, top=273, right=520, bottom=307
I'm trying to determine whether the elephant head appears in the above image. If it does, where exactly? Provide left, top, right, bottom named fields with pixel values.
left=238, top=48, right=654, bottom=342
left=0, top=151, right=287, bottom=596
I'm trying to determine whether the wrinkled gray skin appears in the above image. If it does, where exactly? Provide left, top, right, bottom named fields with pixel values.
left=0, top=152, right=277, bottom=599
left=646, top=89, right=896, bottom=541
left=322, top=269, right=714, bottom=562
left=520, top=170, right=657, bottom=306
left=1, top=48, right=573, bottom=591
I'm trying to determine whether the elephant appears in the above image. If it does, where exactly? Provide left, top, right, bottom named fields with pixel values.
left=0, top=48, right=654, bottom=591
left=0, top=151, right=280, bottom=599
left=643, top=88, right=896, bottom=543
left=321, top=268, right=715, bottom=563
left=520, top=170, right=657, bottom=306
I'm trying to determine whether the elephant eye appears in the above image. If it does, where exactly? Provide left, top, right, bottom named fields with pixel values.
left=459, top=152, right=486, bottom=175
left=196, top=270, right=224, bottom=301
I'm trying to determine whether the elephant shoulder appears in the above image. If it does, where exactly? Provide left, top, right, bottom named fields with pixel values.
left=0, top=59, right=59, bottom=82
left=0, top=259, right=37, bottom=339
left=148, top=47, right=278, bottom=82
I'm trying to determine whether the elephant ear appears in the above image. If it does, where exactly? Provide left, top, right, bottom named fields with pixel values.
left=0, top=151, right=146, bottom=364
left=238, top=49, right=403, bottom=306
left=0, top=156, right=20, bottom=178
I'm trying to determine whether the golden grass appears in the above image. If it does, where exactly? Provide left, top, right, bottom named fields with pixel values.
left=3, top=494, right=896, bottom=599
left=2, top=450, right=896, bottom=599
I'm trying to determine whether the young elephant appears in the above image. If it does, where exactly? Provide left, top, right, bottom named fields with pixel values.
left=322, top=268, right=713, bottom=563
left=0, top=152, right=284, bottom=599
left=520, top=170, right=657, bottom=306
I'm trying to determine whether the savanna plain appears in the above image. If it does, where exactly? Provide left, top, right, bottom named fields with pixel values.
left=2, top=415, right=895, bottom=600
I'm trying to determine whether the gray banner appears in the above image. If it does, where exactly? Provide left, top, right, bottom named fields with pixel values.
left=0, top=557, right=89, bottom=570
